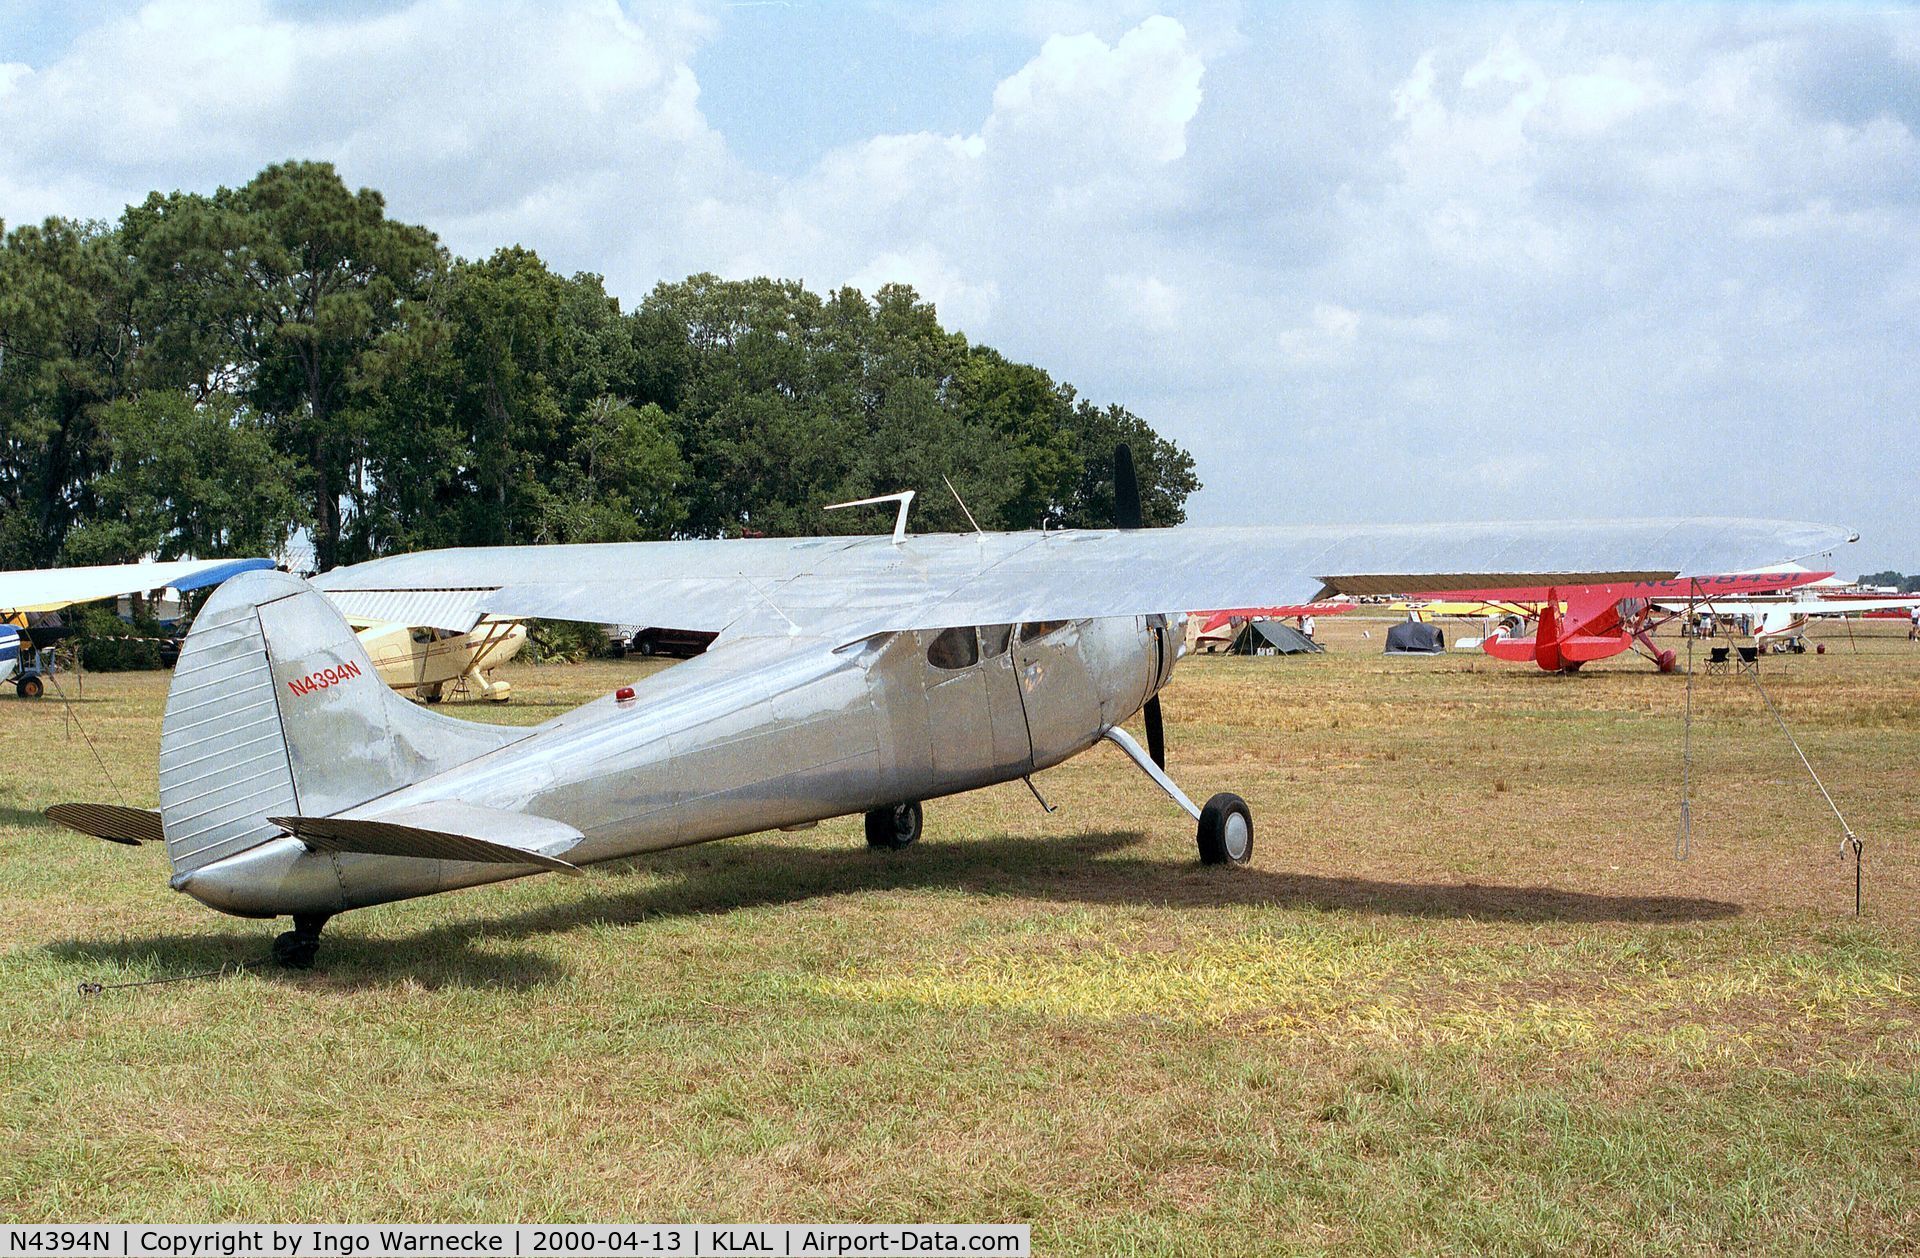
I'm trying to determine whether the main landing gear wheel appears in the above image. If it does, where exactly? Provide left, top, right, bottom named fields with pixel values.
left=1196, top=792, right=1253, bottom=866
left=16, top=675, right=44, bottom=698
left=271, top=912, right=330, bottom=969
left=865, top=801, right=923, bottom=850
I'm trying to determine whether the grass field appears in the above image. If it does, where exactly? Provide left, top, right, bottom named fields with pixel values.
left=2, top=617, right=1917, bottom=1253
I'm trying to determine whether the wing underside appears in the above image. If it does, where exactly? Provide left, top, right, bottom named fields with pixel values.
left=0, top=558, right=275, bottom=614
left=312, top=518, right=1856, bottom=641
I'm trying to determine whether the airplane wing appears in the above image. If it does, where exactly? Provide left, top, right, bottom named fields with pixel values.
left=1653, top=596, right=1920, bottom=617
left=0, top=558, right=276, bottom=614
left=311, top=517, right=1855, bottom=642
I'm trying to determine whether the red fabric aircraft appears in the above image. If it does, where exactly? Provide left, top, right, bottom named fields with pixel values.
left=1453, top=572, right=1832, bottom=672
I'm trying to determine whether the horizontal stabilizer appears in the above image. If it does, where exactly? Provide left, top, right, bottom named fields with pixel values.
left=1560, top=633, right=1633, bottom=663
left=270, top=802, right=585, bottom=875
left=1479, top=635, right=1538, bottom=663
left=45, top=802, right=164, bottom=846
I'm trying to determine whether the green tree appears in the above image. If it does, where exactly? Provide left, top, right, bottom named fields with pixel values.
left=1053, top=398, right=1199, bottom=529
left=4, top=163, right=1198, bottom=566
left=1860, top=570, right=1920, bottom=594
left=63, top=392, right=304, bottom=563
left=0, top=217, right=140, bottom=565
left=531, top=395, right=686, bottom=542
left=121, top=162, right=441, bottom=568
left=355, top=249, right=671, bottom=549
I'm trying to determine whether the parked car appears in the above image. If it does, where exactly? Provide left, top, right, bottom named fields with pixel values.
left=626, top=626, right=717, bottom=659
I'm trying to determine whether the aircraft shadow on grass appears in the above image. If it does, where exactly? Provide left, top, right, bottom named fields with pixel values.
left=0, top=804, right=62, bottom=829
left=43, top=829, right=1740, bottom=991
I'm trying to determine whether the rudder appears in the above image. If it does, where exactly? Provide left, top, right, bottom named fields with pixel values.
left=159, top=569, right=525, bottom=879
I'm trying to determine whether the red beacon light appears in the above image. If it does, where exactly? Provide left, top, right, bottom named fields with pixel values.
left=614, top=685, right=637, bottom=706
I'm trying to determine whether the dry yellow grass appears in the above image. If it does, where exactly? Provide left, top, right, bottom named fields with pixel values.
left=1, top=617, right=1916, bottom=1253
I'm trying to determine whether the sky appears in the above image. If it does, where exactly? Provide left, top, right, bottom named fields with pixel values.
left=1, top=0, right=1914, bottom=574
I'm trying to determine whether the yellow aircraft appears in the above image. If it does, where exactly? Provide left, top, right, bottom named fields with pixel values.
left=347, top=615, right=528, bottom=703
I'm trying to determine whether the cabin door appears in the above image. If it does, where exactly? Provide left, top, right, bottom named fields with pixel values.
left=921, top=625, right=1033, bottom=790
left=1014, top=620, right=1101, bottom=768
left=977, top=623, right=1034, bottom=777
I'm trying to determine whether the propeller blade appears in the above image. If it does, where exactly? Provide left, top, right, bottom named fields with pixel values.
left=1113, top=443, right=1142, bottom=530
left=1117, top=443, right=1163, bottom=766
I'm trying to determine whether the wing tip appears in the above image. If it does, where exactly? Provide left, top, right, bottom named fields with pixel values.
left=45, top=802, right=162, bottom=846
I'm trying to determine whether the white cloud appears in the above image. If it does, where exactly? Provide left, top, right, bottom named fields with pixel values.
left=1277, top=303, right=1360, bottom=367
left=1, top=3, right=1916, bottom=568
left=1104, top=272, right=1184, bottom=335
left=0, top=0, right=725, bottom=241
left=848, top=246, right=1001, bottom=327
left=986, top=16, right=1204, bottom=166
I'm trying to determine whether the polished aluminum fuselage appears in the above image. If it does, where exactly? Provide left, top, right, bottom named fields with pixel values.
left=181, top=616, right=1177, bottom=917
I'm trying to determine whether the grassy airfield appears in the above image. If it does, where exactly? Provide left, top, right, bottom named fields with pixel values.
left=2, top=617, right=1916, bottom=1253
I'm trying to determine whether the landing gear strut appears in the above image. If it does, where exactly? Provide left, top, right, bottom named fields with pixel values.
left=271, top=912, right=330, bottom=969
left=865, top=801, right=923, bottom=850
left=1103, top=727, right=1255, bottom=866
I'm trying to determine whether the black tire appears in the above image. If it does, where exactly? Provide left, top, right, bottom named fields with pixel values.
left=271, top=929, right=319, bottom=969
left=17, top=674, right=44, bottom=699
left=637, top=637, right=658, bottom=656
left=1196, top=792, right=1253, bottom=865
left=419, top=683, right=444, bottom=704
left=865, top=801, right=923, bottom=850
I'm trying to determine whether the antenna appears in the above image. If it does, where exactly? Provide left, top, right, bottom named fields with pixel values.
left=824, top=490, right=915, bottom=545
left=942, top=475, right=985, bottom=536
left=739, top=572, right=803, bottom=636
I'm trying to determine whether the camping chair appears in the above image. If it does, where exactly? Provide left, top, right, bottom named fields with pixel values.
left=1736, top=645, right=1761, bottom=675
left=1704, top=646, right=1731, bottom=676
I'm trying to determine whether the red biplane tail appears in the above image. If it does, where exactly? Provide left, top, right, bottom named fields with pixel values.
left=1480, top=586, right=1635, bottom=672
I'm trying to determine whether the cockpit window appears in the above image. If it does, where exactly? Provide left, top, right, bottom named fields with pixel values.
left=979, top=624, right=1013, bottom=657
left=1019, top=620, right=1069, bottom=642
left=927, top=626, right=980, bottom=670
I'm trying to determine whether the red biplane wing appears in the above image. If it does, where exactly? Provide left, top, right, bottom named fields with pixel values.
left=1196, top=602, right=1354, bottom=633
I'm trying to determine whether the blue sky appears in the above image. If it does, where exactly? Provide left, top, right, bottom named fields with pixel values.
left=1, top=1, right=1915, bottom=573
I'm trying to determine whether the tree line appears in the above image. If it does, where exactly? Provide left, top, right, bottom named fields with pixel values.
left=0, top=161, right=1197, bottom=575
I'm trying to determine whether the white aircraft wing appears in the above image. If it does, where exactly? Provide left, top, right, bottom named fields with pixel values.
left=0, top=558, right=277, bottom=614
left=1653, top=596, right=1919, bottom=616
left=312, top=517, right=1855, bottom=640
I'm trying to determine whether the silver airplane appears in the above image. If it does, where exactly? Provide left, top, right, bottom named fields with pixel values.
left=48, top=455, right=1855, bottom=966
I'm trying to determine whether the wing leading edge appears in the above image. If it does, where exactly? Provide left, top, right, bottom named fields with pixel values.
left=312, top=518, right=1857, bottom=641
left=0, top=558, right=276, bottom=614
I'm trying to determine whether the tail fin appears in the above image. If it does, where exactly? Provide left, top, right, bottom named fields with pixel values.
left=158, top=569, right=524, bottom=880
left=1535, top=588, right=1561, bottom=650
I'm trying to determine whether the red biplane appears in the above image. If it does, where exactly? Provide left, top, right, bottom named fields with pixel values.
left=1452, top=572, right=1831, bottom=672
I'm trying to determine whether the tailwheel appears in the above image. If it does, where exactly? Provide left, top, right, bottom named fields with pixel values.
left=864, top=801, right=923, bottom=850
left=271, top=912, right=330, bottom=969
left=1196, top=792, right=1253, bottom=866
